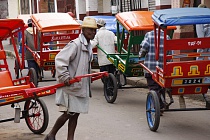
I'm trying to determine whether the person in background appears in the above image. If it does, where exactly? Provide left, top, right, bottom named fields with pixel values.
left=22, top=19, right=41, bottom=82
left=44, top=17, right=97, bottom=140
left=196, top=4, right=210, bottom=91
left=139, top=29, right=172, bottom=115
left=91, top=19, right=117, bottom=75
left=196, top=4, right=210, bottom=60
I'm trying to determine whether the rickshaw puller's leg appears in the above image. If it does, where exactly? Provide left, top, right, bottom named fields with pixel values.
left=202, top=93, right=210, bottom=109
left=44, top=112, right=70, bottom=140
left=179, top=95, right=186, bottom=109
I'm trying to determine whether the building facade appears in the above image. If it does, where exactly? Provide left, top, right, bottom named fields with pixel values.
left=1, top=0, right=210, bottom=39
left=2, top=0, right=210, bottom=19
left=0, top=0, right=8, bottom=18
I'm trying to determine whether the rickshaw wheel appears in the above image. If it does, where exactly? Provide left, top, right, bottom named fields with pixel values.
left=146, top=90, right=160, bottom=132
left=28, top=68, right=38, bottom=87
left=24, top=98, right=49, bottom=134
left=115, top=71, right=127, bottom=88
left=104, top=73, right=118, bottom=103
left=14, top=59, right=20, bottom=79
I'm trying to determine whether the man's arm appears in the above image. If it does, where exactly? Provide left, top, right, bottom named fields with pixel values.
left=139, top=48, right=147, bottom=58
left=90, top=39, right=98, bottom=49
left=139, top=33, right=150, bottom=58
left=55, top=42, right=77, bottom=83
left=91, top=33, right=99, bottom=49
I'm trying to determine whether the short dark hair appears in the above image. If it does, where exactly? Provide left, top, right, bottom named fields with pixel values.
left=27, top=19, right=32, bottom=27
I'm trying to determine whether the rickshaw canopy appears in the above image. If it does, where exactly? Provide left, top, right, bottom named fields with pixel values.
left=88, top=15, right=120, bottom=33
left=31, top=13, right=81, bottom=32
left=0, top=19, right=25, bottom=40
left=152, top=8, right=210, bottom=26
left=116, top=11, right=154, bottom=31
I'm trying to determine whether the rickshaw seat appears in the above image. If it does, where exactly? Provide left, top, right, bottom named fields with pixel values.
left=0, top=84, right=30, bottom=93
left=0, top=71, right=13, bottom=87
left=0, top=50, right=6, bottom=60
left=0, top=71, right=30, bottom=94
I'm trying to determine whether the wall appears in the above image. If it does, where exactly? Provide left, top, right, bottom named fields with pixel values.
left=156, top=0, right=171, bottom=9
left=141, top=0, right=148, bottom=10
left=98, top=0, right=112, bottom=15
left=8, top=0, right=18, bottom=18
left=39, top=0, right=48, bottom=13
left=172, top=0, right=194, bottom=39
left=76, top=0, right=111, bottom=20
left=203, top=0, right=210, bottom=7
left=172, top=0, right=195, bottom=61
left=86, top=0, right=98, bottom=16
left=141, top=0, right=171, bottom=10
left=0, top=0, right=8, bottom=18
left=156, top=0, right=171, bottom=5
left=75, top=0, right=86, bottom=20
left=103, top=0, right=111, bottom=14
left=98, top=0, right=103, bottom=14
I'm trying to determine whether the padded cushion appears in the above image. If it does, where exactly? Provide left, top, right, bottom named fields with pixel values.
left=0, top=84, right=30, bottom=93
left=0, top=50, right=6, bottom=59
left=0, top=71, right=13, bottom=87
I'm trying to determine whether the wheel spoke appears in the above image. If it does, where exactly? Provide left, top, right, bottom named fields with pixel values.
left=26, top=101, right=44, bottom=130
left=104, top=73, right=117, bottom=103
left=146, top=91, right=160, bottom=131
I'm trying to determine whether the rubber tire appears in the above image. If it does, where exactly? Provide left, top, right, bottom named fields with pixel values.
left=28, top=68, right=38, bottom=87
left=146, top=90, right=160, bottom=132
left=24, top=98, right=49, bottom=134
left=14, top=59, right=20, bottom=79
left=116, top=71, right=127, bottom=88
left=104, top=73, right=118, bottom=103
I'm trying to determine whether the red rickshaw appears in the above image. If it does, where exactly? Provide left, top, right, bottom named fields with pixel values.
left=15, top=13, right=81, bottom=87
left=140, top=8, right=210, bottom=131
left=0, top=18, right=109, bottom=134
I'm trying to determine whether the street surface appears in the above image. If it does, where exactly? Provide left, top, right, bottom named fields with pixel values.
left=1, top=56, right=210, bottom=140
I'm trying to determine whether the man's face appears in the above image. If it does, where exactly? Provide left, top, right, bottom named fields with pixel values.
left=82, top=28, right=96, bottom=41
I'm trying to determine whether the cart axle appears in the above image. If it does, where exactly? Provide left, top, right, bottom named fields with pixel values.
left=164, top=108, right=210, bottom=112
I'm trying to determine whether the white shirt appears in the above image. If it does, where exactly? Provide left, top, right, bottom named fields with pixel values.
left=91, top=27, right=117, bottom=66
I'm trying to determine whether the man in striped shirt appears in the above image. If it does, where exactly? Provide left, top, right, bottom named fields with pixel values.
left=139, top=29, right=171, bottom=112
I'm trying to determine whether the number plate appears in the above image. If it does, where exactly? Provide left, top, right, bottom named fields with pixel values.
left=182, top=78, right=202, bottom=85
left=173, top=77, right=210, bottom=86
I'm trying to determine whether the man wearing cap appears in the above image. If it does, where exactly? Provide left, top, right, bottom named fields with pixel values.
left=44, top=17, right=97, bottom=140
left=91, top=19, right=117, bottom=75
left=20, top=19, right=41, bottom=84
